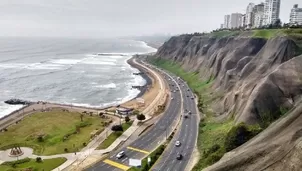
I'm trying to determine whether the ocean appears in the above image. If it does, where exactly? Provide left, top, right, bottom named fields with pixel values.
left=0, top=37, right=157, bottom=118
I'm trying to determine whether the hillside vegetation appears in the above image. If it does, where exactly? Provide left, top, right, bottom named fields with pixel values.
left=151, top=28, right=302, bottom=170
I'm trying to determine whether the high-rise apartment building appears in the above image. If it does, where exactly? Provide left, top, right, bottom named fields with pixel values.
left=241, top=14, right=246, bottom=28
left=230, top=13, right=243, bottom=28
left=253, top=3, right=265, bottom=28
left=224, top=15, right=231, bottom=28
left=263, top=0, right=281, bottom=25
left=246, top=3, right=255, bottom=28
left=290, top=4, right=302, bottom=25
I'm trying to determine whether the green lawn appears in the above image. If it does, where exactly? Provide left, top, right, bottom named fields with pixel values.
left=97, top=121, right=133, bottom=149
left=0, top=157, right=67, bottom=171
left=0, top=110, right=108, bottom=155
left=210, top=30, right=241, bottom=38
left=251, top=29, right=285, bottom=39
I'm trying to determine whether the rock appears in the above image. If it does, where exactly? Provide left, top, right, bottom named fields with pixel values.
left=4, top=99, right=31, bottom=105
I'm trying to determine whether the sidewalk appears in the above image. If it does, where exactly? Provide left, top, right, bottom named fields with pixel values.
left=60, top=59, right=167, bottom=170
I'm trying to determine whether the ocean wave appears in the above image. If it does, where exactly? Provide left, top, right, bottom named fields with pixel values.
left=50, top=59, right=82, bottom=65
left=94, top=83, right=117, bottom=89
left=0, top=102, right=24, bottom=119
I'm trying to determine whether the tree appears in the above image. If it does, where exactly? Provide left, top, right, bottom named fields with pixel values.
left=36, top=157, right=42, bottom=163
left=273, top=19, right=281, bottom=28
left=137, top=114, right=146, bottom=122
left=125, top=116, right=130, bottom=123
left=80, top=114, right=84, bottom=122
left=99, top=112, right=104, bottom=117
left=37, top=135, right=44, bottom=142
left=111, top=125, right=123, bottom=132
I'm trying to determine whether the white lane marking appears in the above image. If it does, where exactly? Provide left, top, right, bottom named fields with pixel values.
left=122, top=157, right=128, bottom=162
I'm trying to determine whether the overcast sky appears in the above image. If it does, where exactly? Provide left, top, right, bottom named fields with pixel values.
left=0, top=0, right=300, bottom=38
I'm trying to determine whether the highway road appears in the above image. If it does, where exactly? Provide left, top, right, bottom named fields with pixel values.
left=86, top=59, right=183, bottom=171
left=151, top=73, right=199, bottom=171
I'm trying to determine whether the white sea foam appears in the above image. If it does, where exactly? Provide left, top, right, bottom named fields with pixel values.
left=80, top=58, right=116, bottom=65
left=0, top=62, right=64, bottom=70
left=51, top=59, right=82, bottom=65
left=95, top=83, right=117, bottom=89
left=0, top=102, right=24, bottom=119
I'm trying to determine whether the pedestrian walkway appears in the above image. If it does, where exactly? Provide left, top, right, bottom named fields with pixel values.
left=0, top=59, right=167, bottom=171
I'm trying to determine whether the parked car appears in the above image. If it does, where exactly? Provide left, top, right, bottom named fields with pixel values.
left=116, top=151, right=125, bottom=159
left=171, top=97, right=174, bottom=100
left=184, top=114, right=189, bottom=118
left=176, top=153, right=183, bottom=160
left=188, top=111, right=192, bottom=114
left=175, top=141, right=181, bottom=147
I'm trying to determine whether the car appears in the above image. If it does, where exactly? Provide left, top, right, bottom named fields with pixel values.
left=173, top=90, right=176, bottom=93
left=175, top=141, right=181, bottom=147
left=187, top=89, right=190, bottom=91
left=182, top=85, right=185, bottom=87
left=187, top=95, right=189, bottom=97
left=185, top=109, right=188, bottom=112
left=184, top=114, right=189, bottom=118
left=191, top=97, right=194, bottom=100
left=188, top=111, right=192, bottom=114
left=171, top=97, right=174, bottom=100
left=116, top=151, right=125, bottom=159
left=176, top=153, right=183, bottom=160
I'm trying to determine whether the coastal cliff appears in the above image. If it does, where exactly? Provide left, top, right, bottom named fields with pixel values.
left=152, top=31, right=302, bottom=170
left=156, top=34, right=302, bottom=125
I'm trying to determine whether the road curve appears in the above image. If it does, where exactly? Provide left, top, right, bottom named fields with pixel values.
left=86, top=58, right=183, bottom=171
left=149, top=61, right=199, bottom=171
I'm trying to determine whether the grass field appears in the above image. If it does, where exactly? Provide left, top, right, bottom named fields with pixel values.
left=97, top=121, right=133, bottom=149
left=0, top=110, right=108, bottom=155
left=0, top=157, right=66, bottom=171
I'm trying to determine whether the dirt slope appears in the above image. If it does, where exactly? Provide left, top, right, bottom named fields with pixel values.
left=155, top=34, right=302, bottom=170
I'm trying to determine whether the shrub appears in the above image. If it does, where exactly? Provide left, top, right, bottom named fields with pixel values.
left=224, top=123, right=262, bottom=152
left=111, top=125, right=123, bottom=132
left=3, top=158, right=31, bottom=166
left=36, top=157, right=42, bottom=163
left=125, top=116, right=130, bottom=123
left=204, top=144, right=221, bottom=158
left=64, top=148, right=68, bottom=152
left=83, top=142, right=87, bottom=147
left=37, top=135, right=44, bottom=142
left=137, top=114, right=146, bottom=122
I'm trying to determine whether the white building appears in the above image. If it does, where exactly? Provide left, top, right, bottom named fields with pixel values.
left=253, top=3, right=265, bottom=28
left=230, top=13, right=243, bottom=28
left=224, top=15, right=231, bottom=28
left=290, top=4, right=302, bottom=25
left=246, top=3, right=255, bottom=28
left=263, top=0, right=281, bottom=25
left=220, top=24, right=224, bottom=29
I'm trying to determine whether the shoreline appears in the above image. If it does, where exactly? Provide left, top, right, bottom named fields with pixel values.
left=0, top=54, right=159, bottom=128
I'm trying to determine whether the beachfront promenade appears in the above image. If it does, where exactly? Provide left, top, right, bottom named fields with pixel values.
left=0, top=57, right=168, bottom=171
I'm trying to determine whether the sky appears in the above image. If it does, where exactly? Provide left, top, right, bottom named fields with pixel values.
left=0, top=0, right=300, bottom=38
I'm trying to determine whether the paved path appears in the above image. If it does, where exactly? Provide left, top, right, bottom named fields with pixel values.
left=0, top=58, right=167, bottom=171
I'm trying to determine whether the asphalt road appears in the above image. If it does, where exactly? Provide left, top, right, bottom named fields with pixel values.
left=87, top=60, right=183, bottom=171
left=151, top=74, right=199, bottom=171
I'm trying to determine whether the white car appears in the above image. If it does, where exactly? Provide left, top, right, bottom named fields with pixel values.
left=175, top=141, right=181, bottom=147
left=116, top=151, right=125, bottom=159
left=171, top=97, right=174, bottom=100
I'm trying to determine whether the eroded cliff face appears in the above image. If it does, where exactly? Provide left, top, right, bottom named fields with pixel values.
left=156, top=35, right=302, bottom=125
